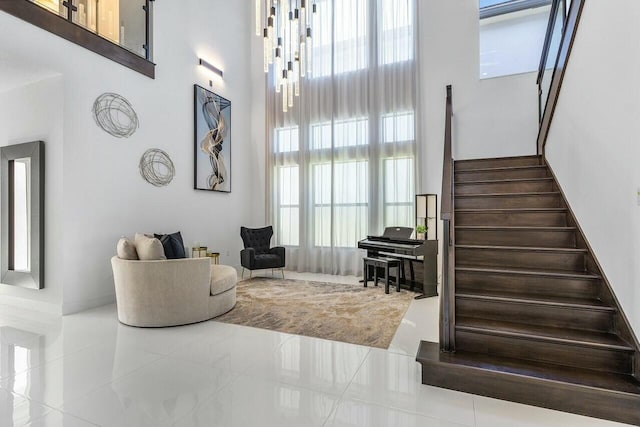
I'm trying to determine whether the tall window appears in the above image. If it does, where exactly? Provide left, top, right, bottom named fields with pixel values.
left=269, top=0, right=418, bottom=275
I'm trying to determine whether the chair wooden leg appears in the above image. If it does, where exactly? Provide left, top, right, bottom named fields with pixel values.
left=374, top=267, right=378, bottom=287
left=241, top=268, right=245, bottom=279
left=281, top=268, right=285, bottom=279
left=396, top=265, right=401, bottom=292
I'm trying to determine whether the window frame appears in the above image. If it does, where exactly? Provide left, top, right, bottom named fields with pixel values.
left=480, top=0, right=551, bottom=19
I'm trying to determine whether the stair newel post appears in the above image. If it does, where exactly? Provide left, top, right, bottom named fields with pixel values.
left=440, top=85, right=456, bottom=352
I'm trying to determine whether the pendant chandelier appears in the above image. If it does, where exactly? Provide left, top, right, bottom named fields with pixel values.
left=256, top=0, right=317, bottom=112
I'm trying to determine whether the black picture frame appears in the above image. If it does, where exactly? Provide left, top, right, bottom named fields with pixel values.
left=194, top=84, right=232, bottom=193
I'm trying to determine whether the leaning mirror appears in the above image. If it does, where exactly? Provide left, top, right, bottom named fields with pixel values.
left=1, top=141, right=44, bottom=289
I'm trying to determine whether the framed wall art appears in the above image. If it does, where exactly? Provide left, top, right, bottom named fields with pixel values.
left=194, top=84, right=231, bottom=193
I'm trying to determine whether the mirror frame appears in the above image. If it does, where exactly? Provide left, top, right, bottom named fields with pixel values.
left=1, top=141, right=44, bottom=290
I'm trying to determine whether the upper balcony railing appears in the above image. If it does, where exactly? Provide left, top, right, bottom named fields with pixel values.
left=30, top=0, right=151, bottom=59
left=536, top=0, right=568, bottom=123
left=536, top=0, right=585, bottom=155
left=0, top=0, right=155, bottom=78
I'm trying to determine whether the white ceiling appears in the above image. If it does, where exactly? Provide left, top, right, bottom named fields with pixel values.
left=0, top=54, right=60, bottom=94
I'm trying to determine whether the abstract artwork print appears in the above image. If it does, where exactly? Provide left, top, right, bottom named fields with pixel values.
left=194, top=85, right=231, bottom=192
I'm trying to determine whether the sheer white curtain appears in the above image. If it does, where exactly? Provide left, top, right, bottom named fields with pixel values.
left=267, top=0, right=419, bottom=276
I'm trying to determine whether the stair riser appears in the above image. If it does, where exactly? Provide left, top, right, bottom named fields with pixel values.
left=456, top=211, right=567, bottom=227
left=455, top=181, right=555, bottom=195
left=455, top=168, right=549, bottom=182
left=456, top=298, right=614, bottom=333
left=456, top=331, right=633, bottom=374
left=456, top=271, right=599, bottom=300
left=418, top=353, right=640, bottom=426
left=455, top=157, right=542, bottom=171
left=456, top=248, right=584, bottom=271
left=456, top=229, right=576, bottom=248
left=456, top=194, right=563, bottom=209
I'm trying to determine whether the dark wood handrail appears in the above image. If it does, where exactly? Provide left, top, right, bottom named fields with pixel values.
left=440, top=85, right=455, bottom=352
left=537, top=0, right=585, bottom=156
left=441, top=85, right=453, bottom=221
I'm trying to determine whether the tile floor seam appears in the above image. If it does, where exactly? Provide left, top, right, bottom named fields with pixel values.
left=59, top=353, right=171, bottom=412
left=0, top=339, right=105, bottom=382
left=163, top=330, right=296, bottom=376
left=329, top=397, right=475, bottom=427
left=27, top=408, right=101, bottom=427
left=166, top=372, right=250, bottom=427
left=63, top=359, right=241, bottom=427
left=9, top=400, right=54, bottom=427
left=7, top=348, right=166, bottom=410
left=345, top=388, right=477, bottom=426
left=321, top=347, right=373, bottom=426
left=472, top=394, right=478, bottom=427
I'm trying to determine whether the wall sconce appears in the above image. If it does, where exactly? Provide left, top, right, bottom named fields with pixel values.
left=199, top=58, right=224, bottom=79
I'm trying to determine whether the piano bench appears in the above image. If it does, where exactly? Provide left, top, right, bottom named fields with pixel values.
left=363, top=257, right=402, bottom=294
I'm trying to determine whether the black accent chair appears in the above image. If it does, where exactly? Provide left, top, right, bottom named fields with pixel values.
left=240, top=226, right=286, bottom=278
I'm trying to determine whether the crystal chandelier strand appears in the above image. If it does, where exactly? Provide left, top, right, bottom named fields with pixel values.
left=300, top=36, right=306, bottom=78
left=295, top=57, right=301, bottom=97
left=282, top=69, right=289, bottom=113
left=258, top=0, right=316, bottom=111
left=263, top=28, right=269, bottom=73
left=287, top=62, right=294, bottom=108
left=256, top=0, right=261, bottom=36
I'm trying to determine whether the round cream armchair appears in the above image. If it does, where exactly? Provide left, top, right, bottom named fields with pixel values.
left=111, top=257, right=237, bottom=327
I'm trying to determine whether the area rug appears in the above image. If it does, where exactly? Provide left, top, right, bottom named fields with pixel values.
left=215, top=277, right=414, bottom=349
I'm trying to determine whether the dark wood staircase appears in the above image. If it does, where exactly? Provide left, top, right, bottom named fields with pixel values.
left=417, top=155, right=640, bottom=425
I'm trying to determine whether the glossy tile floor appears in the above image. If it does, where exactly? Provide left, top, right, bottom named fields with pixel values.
left=0, top=272, right=632, bottom=427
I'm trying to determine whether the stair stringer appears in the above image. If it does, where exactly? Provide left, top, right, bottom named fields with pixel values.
left=545, top=159, right=640, bottom=380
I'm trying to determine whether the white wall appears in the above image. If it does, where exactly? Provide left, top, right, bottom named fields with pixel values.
left=545, top=0, right=640, bottom=335
left=0, top=0, right=542, bottom=314
left=417, top=0, right=539, bottom=195
left=0, top=0, right=259, bottom=314
left=0, top=77, right=65, bottom=314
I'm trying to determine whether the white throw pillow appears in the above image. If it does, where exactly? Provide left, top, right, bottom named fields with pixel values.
left=135, top=233, right=167, bottom=261
left=117, top=237, right=138, bottom=260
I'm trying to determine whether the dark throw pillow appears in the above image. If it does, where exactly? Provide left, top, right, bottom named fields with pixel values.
left=154, top=232, right=186, bottom=259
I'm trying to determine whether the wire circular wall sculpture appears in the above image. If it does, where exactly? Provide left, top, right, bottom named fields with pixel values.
left=139, top=149, right=175, bottom=187
left=92, top=93, right=139, bottom=138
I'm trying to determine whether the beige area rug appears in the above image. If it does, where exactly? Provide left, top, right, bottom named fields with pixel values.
left=215, top=277, right=415, bottom=349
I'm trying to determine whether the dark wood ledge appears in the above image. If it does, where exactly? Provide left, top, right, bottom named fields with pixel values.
left=0, top=0, right=155, bottom=79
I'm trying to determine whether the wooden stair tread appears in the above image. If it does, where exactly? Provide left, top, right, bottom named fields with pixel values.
left=456, top=317, right=634, bottom=351
left=456, top=192, right=561, bottom=198
left=456, top=226, right=576, bottom=231
left=455, top=177, right=554, bottom=185
left=456, top=265, right=599, bottom=279
left=417, top=341, right=640, bottom=396
left=455, top=155, right=541, bottom=163
left=455, top=165, right=548, bottom=173
left=456, top=290, right=614, bottom=311
left=456, top=208, right=567, bottom=212
left=455, top=244, right=587, bottom=253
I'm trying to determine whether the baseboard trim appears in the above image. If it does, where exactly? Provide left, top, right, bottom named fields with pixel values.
left=0, top=294, right=62, bottom=315
left=62, top=293, right=116, bottom=315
